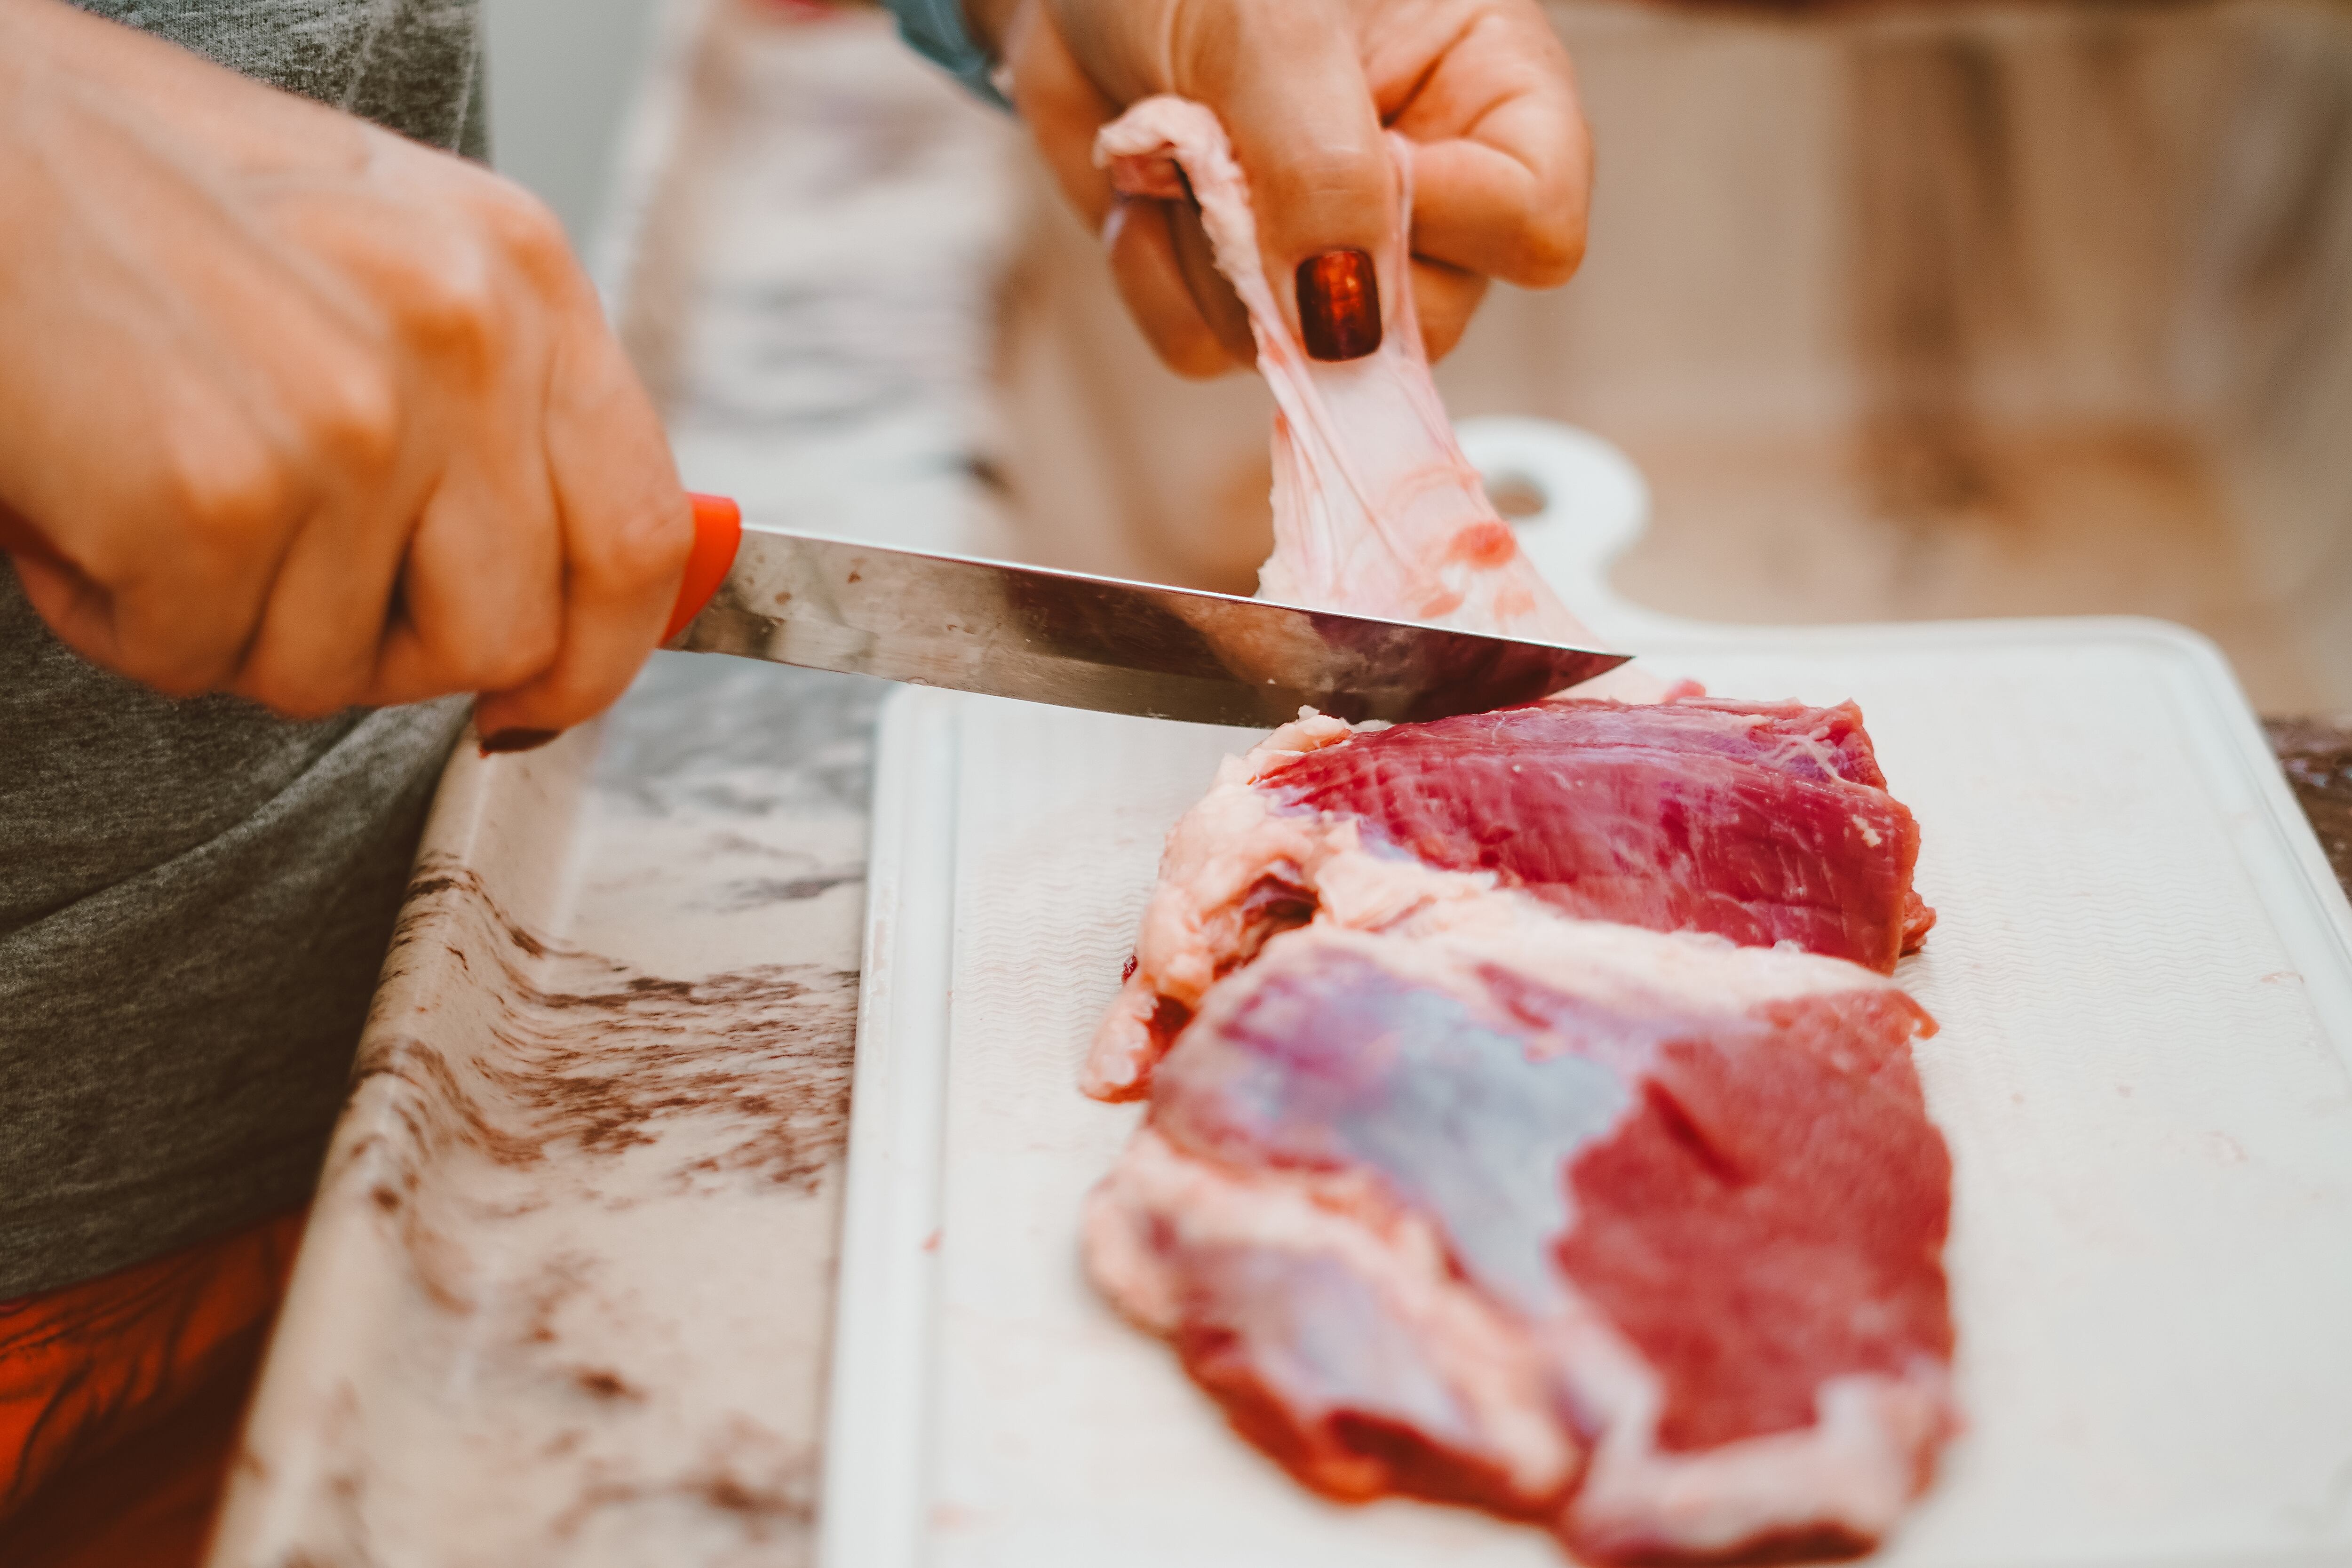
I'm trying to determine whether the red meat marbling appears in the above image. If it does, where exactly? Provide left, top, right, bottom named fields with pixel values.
left=1085, top=909, right=1956, bottom=1563
left=1081, top=94, right=1958, bottom=1566
left=1264, top=699, right=1934, bottom=973
left=1087, top=699, right=1935, bottom=1104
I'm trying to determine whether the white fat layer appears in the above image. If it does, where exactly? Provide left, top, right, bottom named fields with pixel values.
left=1372, top=894, right=1907, bottom=1015
left=1089, top=1132, right=1951, bottom=1559
left=1083, top=714, right=1369, bottom=1098
left=1085, top=1129, right=1582, bottom=1496
left=1565, top=1370, right=1953, bottom=1559
left=1180, top=897, right=1907, bottom=1059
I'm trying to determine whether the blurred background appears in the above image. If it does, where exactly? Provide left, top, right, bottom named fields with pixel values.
left=491, top=0, right=2352, bottom=718
left=484, top=0, right=664, bottom=247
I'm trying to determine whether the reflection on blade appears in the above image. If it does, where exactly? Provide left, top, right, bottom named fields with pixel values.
left=671, top=528, right=1631, bottom=727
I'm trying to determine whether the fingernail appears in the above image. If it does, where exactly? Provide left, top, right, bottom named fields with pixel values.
left=479, top=728, right=560, bottom=756
left=1296, top=248, right=1382, bottom=362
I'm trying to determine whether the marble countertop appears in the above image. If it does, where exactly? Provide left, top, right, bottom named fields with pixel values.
left=207, top=11, right=987, bottom=1564
left=202, top=8, right=2352, bottom=1565
left=209, top=658, right=884, bottom=1567
left=2268, top=719, right=2352, bottom=894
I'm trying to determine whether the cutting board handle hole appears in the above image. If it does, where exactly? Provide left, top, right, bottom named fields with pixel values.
left=1487, top=471, right=1549, bottom=519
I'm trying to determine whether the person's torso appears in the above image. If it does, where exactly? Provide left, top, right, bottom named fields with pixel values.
left=69, top=0, right=488, bottom=157
left=0, top=0, right=486, bottom=1299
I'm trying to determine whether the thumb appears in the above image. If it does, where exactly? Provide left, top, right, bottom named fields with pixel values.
left=1055, top=0, right=1397, bottom=360
left=1169, top=0, right=1395, bottom=359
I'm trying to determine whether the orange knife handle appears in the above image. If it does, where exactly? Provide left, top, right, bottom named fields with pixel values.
left=664, top=492, right=744, bottom=644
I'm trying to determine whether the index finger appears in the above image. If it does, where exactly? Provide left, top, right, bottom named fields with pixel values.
left=467, top=310, right=689, bottom=743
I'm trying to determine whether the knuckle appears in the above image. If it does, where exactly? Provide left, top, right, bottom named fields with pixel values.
left=397, top=244, right=505, bottom=364
left=586, top=489, right=693, bottom=595
left=471, top=176, right=575, bottom=283
left=304, top=358, right=404, bottom=476
left=474, top=621, right=562, bottom=694
left=487, top=639, right=560, bottom=696
left=1514, top=205, right=1588, bottom=288
left=626, top=501, right=695, bottom=586
left=397, top=181, right=579, bottom=365
left=157, top=433, right=296, bottom=554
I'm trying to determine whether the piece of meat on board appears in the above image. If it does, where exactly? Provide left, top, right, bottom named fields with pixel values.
left=1087, top=698, right=1935, bottom=1101
left=1086, top=904, right=1956, bottom=1563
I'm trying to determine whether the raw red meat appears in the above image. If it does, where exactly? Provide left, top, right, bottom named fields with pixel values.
left=1085, top=698, right=1934, bottom=1101
left=1271, top=698, right=1934, bottom=965
left=1080, top=97, right=1957, bottom=1563
left=1086, top=902, right=1956, bottom=1562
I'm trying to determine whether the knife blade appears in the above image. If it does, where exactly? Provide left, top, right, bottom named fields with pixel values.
left=661, top=494, right=1631, bottom=727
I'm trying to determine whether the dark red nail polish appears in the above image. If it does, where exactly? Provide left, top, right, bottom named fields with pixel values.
left=1296, top=248, right=1382, bottom=361
left=479, top=727, right=559, bottom=756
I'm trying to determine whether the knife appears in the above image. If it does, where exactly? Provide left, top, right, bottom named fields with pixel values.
left=660, top=494, right=1630, bottom=728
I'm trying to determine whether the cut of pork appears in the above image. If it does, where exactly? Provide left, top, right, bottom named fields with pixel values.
left=1086, top=698, right=1935, bottom=1101
left=1086, top=901, right=1956, bottom=1563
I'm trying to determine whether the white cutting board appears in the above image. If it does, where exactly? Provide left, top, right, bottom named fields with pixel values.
left=819, top=420, right=2352, bottom=1568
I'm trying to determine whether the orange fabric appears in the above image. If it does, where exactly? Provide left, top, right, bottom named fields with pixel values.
left=0, top=1210, right=305, bottom=1556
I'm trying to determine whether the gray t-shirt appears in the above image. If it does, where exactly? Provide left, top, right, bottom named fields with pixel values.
left=0, top=0, right=487, bottom=1298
